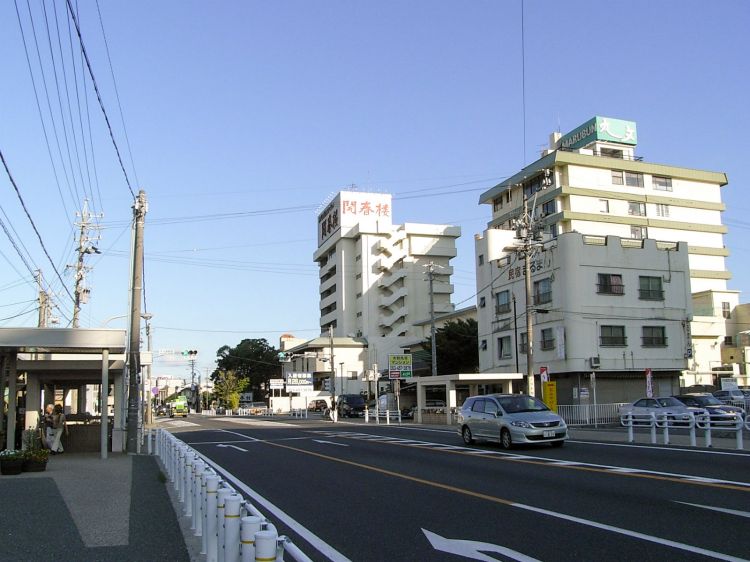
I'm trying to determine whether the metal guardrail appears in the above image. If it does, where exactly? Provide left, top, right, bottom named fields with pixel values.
left=558, top=403, right=628, bottom=427
left=619, top=411, right=748, bottom=449
left=364, top=409, right=402, bottom=425
left=151, top=429, right=311, bottom=562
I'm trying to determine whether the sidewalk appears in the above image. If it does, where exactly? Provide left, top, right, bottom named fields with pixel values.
left=0, top=452, right=191, bottom=561
left=569, top=425, right=749, bottom=451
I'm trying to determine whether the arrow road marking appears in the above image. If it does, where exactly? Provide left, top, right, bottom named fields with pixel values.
left=313, top=439, right=349, bottom=447
left=217, top=444, right=248, bottom=452
left=422, top=529, right=540, bottom=562
left=675, top=502, right=750, bottom=519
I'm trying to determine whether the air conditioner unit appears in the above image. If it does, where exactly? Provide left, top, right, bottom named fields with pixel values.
left=589, top=356, right=601, bottom=369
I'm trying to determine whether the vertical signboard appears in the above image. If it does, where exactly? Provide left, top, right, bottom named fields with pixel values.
left=542, top=381, right=558, bottom=412
left=388, top=354, right=413, bottom=379
left=645, top=368, right=653, bottom=398
left=539, top=366, right=549, bottom=383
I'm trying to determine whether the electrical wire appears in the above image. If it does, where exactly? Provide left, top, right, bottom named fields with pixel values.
left=65, top=0, right=135, bottom=198
left=1, top=149, right=76, bottom=303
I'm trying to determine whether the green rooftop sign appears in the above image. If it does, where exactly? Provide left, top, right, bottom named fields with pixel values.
left=560, top=116, right=637, bottom=150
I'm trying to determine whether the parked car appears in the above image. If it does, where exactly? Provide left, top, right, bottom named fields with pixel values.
left=307, top=399, right=329, bottom=412
left=245, top=402, right=268, bottom=415
left=336, top=394, right=366, bottom=418
left=712, top=389, right=748, bottom=406
left=457, top=394, right=568, bottom=449
left=155, top=405, right=168, bottom=417
left=619, top=397, right=694, bottom=425
left=672, top=393, right=745, bottom=421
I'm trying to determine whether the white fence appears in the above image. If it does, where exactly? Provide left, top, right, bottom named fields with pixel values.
left=152, top=429, right=311, bottom=562
left=620, top=411, right=749, bottom=450
left=557, top=403, right=628, bottom=427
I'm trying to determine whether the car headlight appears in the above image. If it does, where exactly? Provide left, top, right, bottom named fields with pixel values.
left=511, top=420, right=533, bottom=429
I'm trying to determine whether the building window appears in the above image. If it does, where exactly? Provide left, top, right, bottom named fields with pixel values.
left=542, top=200, right=556, bottom=216
left=598, top=199, right=609, bottom=213
left=630, top=226, right=647, bottom=240
left=498, top=336, right=512, bottom=359
left=642, top=326, right=667, bottom=347
left=628, top=201, right=646, bottom=216
left=355, top=273, right=362, bottom=279
left=724, top=336, right=734, bottom=346
left=480, top=339, right=487, bottom=351
left=612, top=170, right=624, bottom=185
left=479, top=296, right=486, bottom=308
left=518, top=333, right=528, bottom=354
left=600, top=325, right=627, bottom=346
left=625, top=171, right=644, bottom=187
left=506, top=190, right=512, bottom=204
left=355, top=292, right=362, bottom=298
left=493, top=197, right=503, bottom=212
left=356, top=311, right=362, bottom=317
left=549, top=223, right=559, bottom=238
left=495, top=290, right=511, bottom=314
left=597, top=273, right=624, bottom=295
left=639, top=276, right=664, bottom=300
left=534, top=278, right=552, bottom=305
left=722, top=302, right=731, bottom=319
left=541, top=328, right=555, bottom=350
left=653, top=176, right=672, bottom=191
left=656, top=204, right=670, bottom=217
left=355, top=254, right=361, bottom=262
left=478, top=254, right=485, bottom=266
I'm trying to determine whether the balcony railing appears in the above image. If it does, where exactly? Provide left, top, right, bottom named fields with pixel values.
left=639, top=289, right=664, bottom=301
left=534, top=291, right=552, bottom=305
left=495, top=303, right=511, bottom=315
left=642, top=336, right=668, bottom=347
left=597, top=284, right=625, bottom=295
left=540, top=339, right=556, bottom=351
left=600, top=336, right=627, bottom=346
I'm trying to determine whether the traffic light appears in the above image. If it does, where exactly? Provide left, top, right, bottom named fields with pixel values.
left=182, top=350, right=198, bottom=358
left=277, top=352, right=288, bottom=362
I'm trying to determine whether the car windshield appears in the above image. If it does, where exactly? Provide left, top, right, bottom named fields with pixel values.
left=497, top=396, right=549, bottom=413
left=344, top=395, right=364, bottom=406
left=695, top=396, right=722, bottom=406
left=656, top=397, right=682, bottom=407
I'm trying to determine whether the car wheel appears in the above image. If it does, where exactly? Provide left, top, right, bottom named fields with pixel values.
left=550, top=440, right=564, bottom=448
left=461, top=426, right=474, bottom=445
left=500, top=428, right=512, bottom=449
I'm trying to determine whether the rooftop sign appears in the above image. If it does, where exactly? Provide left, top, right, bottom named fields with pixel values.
left=559, top=116, right=637, bottom=150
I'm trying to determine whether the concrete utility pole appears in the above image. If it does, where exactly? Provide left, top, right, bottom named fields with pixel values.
left=36, top=270, right=50, bottom=327
left=70, top=199, right=102, bottom=328
left=126, top=190, right=147, bottom=454
left=427, top=262, right=438, bottom=377
left=329, top=325, right=336, bottom=422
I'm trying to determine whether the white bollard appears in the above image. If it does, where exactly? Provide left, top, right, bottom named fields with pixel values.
left=240, top=515, right=263, bottom=562
left=206, top=476, right=220, bottom=562
left=217, top=487, right=233, bottom=562
left=224, top=494, right=243, bottom=562
left=736, top=416, right=744, bottom=450
left=147, top=428, right=153, bottom=455
left=626, top=413, right=634, bottom=443
left=200, top=469, right=210, bottom=548
left=386, top=410, right=390, bottom=425
left=253, top=530, right=278, bottom=562
left=192, top=460, right=205, bottom=534
left=184, top=454, right=194, bottom=516
left=649, top=413, right=656, bottom=444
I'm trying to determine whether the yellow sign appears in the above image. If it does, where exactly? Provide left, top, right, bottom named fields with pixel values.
left=542, top=381, right=558, bottom=412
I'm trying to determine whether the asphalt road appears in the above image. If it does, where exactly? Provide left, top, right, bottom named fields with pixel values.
left=160, top=415, right=750, bottom=562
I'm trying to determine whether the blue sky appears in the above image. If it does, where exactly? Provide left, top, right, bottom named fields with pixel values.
left=2, top=1, right=749, bottom=383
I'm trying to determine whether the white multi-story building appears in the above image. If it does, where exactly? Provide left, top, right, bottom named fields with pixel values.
left=477, top=116, right=735, bottom=387
left=312, top=191, right=460, bottom=373
left=476, top=231, right=692, bottom=402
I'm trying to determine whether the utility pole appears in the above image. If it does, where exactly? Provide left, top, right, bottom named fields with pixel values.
left=70, top=199, right=102, bottom=328
left=36, top=270, right=51, bottom=328
left=126, top=190, right=147, bottom=454
left=329, top=325, right=336, bottom=422
left=426, top=262, right=438, bottom=377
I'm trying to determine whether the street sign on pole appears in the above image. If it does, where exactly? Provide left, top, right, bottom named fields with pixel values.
left=540, top=366, right=549, bottom=383
left=388, top=354, right=413, bottom=379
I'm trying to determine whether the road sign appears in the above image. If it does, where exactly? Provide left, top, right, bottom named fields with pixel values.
left=645, top=368, right=653, bottom=397
left=269, top=378, right=284, bottom=389
left=388, top=354, right=413, bottom=379
left=151, top=386, right=159, bottom=396
left=540, top=366, right=549, bottom=383
left=285, top=372, right=313, bottom=393
left=580, top=387, right=590, bottom=400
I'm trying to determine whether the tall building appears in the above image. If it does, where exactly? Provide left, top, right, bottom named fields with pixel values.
left=313, top=190, right=460, bottom=369
left=477, top=116, right=735, bottom=388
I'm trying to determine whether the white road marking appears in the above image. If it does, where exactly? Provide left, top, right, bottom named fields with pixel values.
left=186, top=439, right=258, bottom=445
left=675, top=502, right=750, bottom=519
left=515, top=503, right=748, bottom=562
left=567, top=439, right=750, bottom=457
left=312, top=439, right=349, bottom=447
left=423, top=528, right=540, bottom=562
left=196, top=454, right=351, bottom=562
left=163, top=420, right=199, bottom=427
left=219, top=429, right=260, bottom=442
left=217, top=444, right=248, bottom=452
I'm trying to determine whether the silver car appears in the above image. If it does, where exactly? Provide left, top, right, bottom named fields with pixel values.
left=619, top=396, right=694, bottom=425
left=457, top=394, right=568, bottom=449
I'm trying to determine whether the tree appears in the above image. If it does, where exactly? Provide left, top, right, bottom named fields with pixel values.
left=212, top=370, right=248, bottom=408
left=423, top=318, right=479, bottom=375
left=212, top=338, right=280, bottom=399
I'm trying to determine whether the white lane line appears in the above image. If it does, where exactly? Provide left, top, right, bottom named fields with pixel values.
left=219, top=429, right=260, bottom=442
left=186, top=439, right=259, bottom=446
left=515, top=503, right=748, bottom=562
left=197, top=454, right=351, bottom=562
left=567, top=439, right=750, bottom=457
left=217, top=444, right=248, bottom=452
left=313, top=440, right=349, bottom=447
left=676, top=502, right=750, bottom=519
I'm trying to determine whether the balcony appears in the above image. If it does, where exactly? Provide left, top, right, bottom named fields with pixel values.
left=495, top=303, right=511, bottom=316
left=639, top=289, right=664, bottom=301
left=597, top=284, right=625, bottom=295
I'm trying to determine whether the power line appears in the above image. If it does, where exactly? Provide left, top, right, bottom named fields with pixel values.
left=64, top=0, right=135, bottom=198
left=1, top=149, right=75, bottom=303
